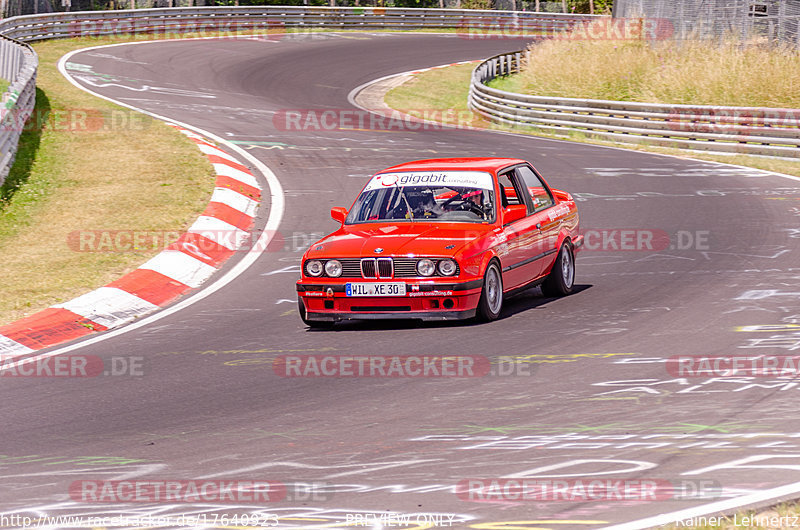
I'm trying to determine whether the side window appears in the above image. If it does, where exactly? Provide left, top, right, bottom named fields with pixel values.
left=497, top=171, right=523, bottom=208
left=515, top=165, right=554, bottom=212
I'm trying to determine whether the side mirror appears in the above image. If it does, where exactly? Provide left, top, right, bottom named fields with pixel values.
left=503, top=204, right=527, bottom=225
left=330, top=207, right=348, bottom=224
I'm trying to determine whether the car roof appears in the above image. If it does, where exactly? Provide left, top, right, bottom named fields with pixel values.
left=379, top=157, right=526, bottom=173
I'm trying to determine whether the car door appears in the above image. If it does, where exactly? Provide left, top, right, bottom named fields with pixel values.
left=514, top=164, right=559, bottom=278
left=496, top=169, right=543, bottom=290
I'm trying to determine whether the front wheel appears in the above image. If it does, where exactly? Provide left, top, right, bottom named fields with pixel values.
left=476, top=261, right=503, bottom=321
left=541, top=242, right=575, bottom=297
left=298, top=297, right=334, bottom=329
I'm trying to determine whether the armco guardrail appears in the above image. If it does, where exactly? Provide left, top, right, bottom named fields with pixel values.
left=0, top=7, right=598, bottom=186
left=469, top=51, right=800, bottom=158
left=0, top=7, right=597, bottom=42
left=0, top=35, right=36, bottom=187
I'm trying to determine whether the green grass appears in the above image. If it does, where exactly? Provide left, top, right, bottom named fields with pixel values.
left=385, top=63, right=476, bottom=114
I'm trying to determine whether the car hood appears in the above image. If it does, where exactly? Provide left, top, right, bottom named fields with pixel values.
left=306, top=223, right=493, bottom=258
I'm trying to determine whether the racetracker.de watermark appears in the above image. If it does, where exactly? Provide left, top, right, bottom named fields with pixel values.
left=60, top=18, right=317, bottom=41
left=3, top=109, right=148, bottom=133
left=67, top=228, right=710, bottom=254
left=66, top=230, right=325, bottom=253
left=68, top=480, right=331, bottom=503
left=666, top=107, right=800, bottom=137
left=273, top=109, right=474, bottom=132
left=456, top=17, right=674, bottom=41
left=272, top=355, right=539, bottom=377
left=456, top=478, right=721, bottom=502
left=0, top=355, right=144, bottom=377
left=580, top=229, right=709, bottom=251
left=666, top=355, right=800, bottom=377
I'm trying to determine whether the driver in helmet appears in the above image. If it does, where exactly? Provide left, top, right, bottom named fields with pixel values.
left=461, top=188, right=487, bottom=218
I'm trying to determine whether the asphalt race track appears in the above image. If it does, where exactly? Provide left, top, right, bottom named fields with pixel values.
left=3, top=32, right=800, bottom=529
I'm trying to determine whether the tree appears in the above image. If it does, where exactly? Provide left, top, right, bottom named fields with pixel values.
left=568, top=0, right=612, bottom=14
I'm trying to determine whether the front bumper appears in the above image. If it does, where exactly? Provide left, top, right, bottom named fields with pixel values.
left=297, top=279, right=483, bottom=322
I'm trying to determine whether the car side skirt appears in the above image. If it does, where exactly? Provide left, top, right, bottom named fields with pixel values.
left=503, top=275, right=547, bottom=299
left=501, top=249, right=558, bottom=273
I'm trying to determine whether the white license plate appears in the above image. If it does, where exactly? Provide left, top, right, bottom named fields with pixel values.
left=346, top=282, right=406, bottom=297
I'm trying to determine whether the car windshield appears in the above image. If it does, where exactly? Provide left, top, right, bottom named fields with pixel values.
left=346, top=171, right=496, bottom=224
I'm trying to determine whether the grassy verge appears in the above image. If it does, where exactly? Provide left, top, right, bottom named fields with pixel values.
left=386, top=63, right=479, bottom=113
left=499, top=38, right=800, bottom=107
left=0, top=36, right=216, bottom=325
left=384, top=63, right=800, bottom=179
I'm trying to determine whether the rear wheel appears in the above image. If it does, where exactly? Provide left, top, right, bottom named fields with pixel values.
left=476, top=261, right=503, bottom=321
left=541, top=242, right=575, bottom=297
left=298, top=297, right=334, bottom=329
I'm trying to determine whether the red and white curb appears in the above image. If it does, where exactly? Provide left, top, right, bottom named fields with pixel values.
left=0, top=124, right=261, bottom=357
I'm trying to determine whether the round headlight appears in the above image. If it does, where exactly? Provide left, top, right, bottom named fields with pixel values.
left=437, top=259, right=457, bottom=276
left=306, top=260, right=323, bottom=277
left=324, top=259, right=342, bottom=277
left=417, top=259, right=435, bottom=277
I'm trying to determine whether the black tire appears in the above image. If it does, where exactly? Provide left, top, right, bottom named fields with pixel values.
left=476, top=261, right=503, bottom=322
left=298, top=297, right=334, bottom=329
left=541, top=242, right=575, bottom=297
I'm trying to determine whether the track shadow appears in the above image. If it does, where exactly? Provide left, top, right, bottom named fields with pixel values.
left=0, top=88, right=49, bottom=208
left=305, top=283, right=593, bottom=332
left=498, top=283, right=593, bottom=319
